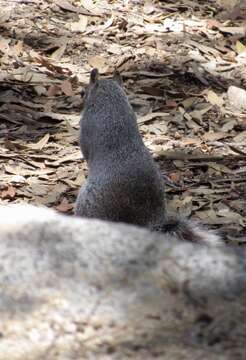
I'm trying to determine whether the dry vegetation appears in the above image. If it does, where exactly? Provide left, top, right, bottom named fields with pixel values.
left=0, top=0, right=246, bottom=241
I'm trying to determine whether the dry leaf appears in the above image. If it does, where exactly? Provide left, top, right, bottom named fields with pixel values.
left=34, top=85, right=47, bottom=96
left=234, top=131, right=246, bottom=142
left=56, top=199, right=74, bottom=213
left=0, top=36, right=10, bottom=53
left=61, top=80, right=74, bottom=96
left=206, top=90, right=224, bottom=107
left=228, top=86, right=246, bottom=110
left=0, top=9, right=11, bottom=23
left=74, top=170, right=86, bottom=186
left=12, top=40, right=23, bottom=56
left=189, top=105, right=212, bottom=121
left=80, top=0, right=103, bottom=15
left=51, top=43, right=67, bottom=61
left=203, top=132, right=229, bottom=141
left=88, top=55, right=108, bottom=73
left=26, top=134, right=50, bottom=150
left=218, top=26, right=246, bottom=36
left=47, top=85, right=61, bottom=97
left=137, top=112, right=169, bottom=124
left=5, top=165, right=55, bottom=176
left=46, top=151, right=82, bottom=166
left=236, top=40, right=246, bottom=54
left=56, top=0, right=83, bottom=13
left=70, top=15, right=88, bottom=32
left=1, top=186, right=16, bottom=199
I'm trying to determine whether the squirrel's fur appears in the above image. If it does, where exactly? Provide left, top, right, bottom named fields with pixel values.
left=75, top=69, right=166, bottom=229
left=75, top=69, right=220, bottom=245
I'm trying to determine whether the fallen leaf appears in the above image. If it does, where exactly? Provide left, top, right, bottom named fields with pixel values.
left=228, top=86, right=246, bottom=110
left=137, top=112, right=169, bottom=124
left=47, top=85, right=61, bottom=97
left=218, top=26, right=246, bottom=36
left=80, top=0, right=104, bottom=15
left=70, top=15, right=88, bottom=32
left=56, top=199, right=74, bottom=213
left=88, top=55, right=108, bottom=73
left=61, top=80, right=74, bottom=96
left=74, top=170, right=86, bottom=186
left=0, top=36, right=10, bottom=53
left=236, top=40, right=246, bottom=54
left=45, top=151, right=82, bottom=166
left=203, top=132, right=229, bottom=141
left=1, top=186, right=16, bottom=199
left=4, top=165, right=55, bottom=176
left=34, top=85, right=47, bottom=96
left=107, top=43, right=122, bottom=55
left=189, top=105, right=212, bottom=121
left=169, top=172, right=181, bottom=182
left=0, top=9, right=11, bottom=23
left=166, top=99, right=177, bottom=108
left=206, top=90, right=224, bottom=107
left=56, top=0, right=89, bottom=14
left=143, top=1, right=155, bottom=15
left=26, top=134, right=50, bottom=150
left=221, top=119, right=237, bottom=132
left=51, top=43, right=67, bottom=61
left=12, top=40, right=23, bottom=56
left=234, top=130, right=246, bottom=142
left=182, top=138, right=202, bottom=146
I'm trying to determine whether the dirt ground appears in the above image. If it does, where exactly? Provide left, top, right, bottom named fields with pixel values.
left=0, top=0, right=246, bottom=242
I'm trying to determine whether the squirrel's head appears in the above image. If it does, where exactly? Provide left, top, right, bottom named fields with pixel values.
left=81, top=68, right=124, bottom=101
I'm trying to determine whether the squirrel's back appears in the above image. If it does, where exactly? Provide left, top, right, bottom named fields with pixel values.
left=75, top=69, right=221, bottom=246
left=75, top=69, right=166, bottom=228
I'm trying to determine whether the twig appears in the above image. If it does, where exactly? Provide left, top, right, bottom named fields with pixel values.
left=155, top=151, right=246, bottom=162
left=228, top=145, right=246, bottom=157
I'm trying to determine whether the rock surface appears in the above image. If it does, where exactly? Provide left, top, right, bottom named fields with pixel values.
left=0, top=204, right=245, bottom=360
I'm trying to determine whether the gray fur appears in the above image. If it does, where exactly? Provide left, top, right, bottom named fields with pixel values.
left=75, top=70, right=166, bottom=229
left=75, top=70, right=221, bottom=245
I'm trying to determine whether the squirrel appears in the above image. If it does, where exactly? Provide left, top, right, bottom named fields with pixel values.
left=75, top=69, right=221, bottom=245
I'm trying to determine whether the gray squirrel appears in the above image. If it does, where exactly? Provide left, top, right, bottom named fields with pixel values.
left=75, top=69, right=220, bottom=244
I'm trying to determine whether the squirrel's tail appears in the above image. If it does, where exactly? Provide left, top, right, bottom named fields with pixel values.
left=154, top=218, right=222, bottom=245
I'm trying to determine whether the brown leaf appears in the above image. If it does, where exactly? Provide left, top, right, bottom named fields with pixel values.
left=56, top=199, right=74, bottom=213
left=47, top=85, right=61, bottom=97
left=88, top=55, right=108, bottom=73
left=26, top=134, right=50, bottom=151
left=51, top=43, right=67, bottom=61
left=166, top=99, right=177, bottom=108
left=12, top=40, right=23, bottom=56
left=4, top=165, right=55, bottom=177
left=169, top=172, right=181, bottom=182
left=137, top=112, right=169, bottom=124
left=56, top=0, right=92, bottom=15
left=203, top=132, right=229, bottom=141
left=61, top=80, right=74, bottom=96
left=1, top=186, right=16, bottom=200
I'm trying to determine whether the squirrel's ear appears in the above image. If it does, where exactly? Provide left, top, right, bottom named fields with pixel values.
left=113, top=71, right=123, bottom=86
left=90, top=68, right=99, bottom=85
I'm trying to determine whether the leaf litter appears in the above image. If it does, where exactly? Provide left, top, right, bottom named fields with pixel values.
left=0, top=0, right=246, bottom=242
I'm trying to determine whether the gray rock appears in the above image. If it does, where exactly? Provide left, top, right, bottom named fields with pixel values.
left=228, top=85, right=246, bottom=110
left=0, top=204, right=245, bottom=360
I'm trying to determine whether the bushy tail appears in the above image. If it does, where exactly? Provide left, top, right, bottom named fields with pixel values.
left=154, top=218, right=222, bottom=245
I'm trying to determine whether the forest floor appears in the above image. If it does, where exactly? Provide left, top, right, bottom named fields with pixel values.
left=0, top=0, right=246, bottom=241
